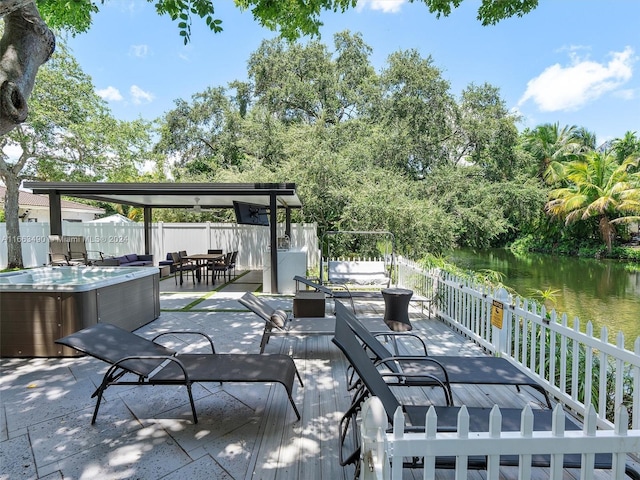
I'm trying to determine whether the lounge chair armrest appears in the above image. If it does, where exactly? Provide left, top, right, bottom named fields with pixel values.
left=152, top=331, right=216, bottom=353
left=371, top=331, right=429, bottom=355
left=293, top=275, right=334, bottom=296
left=378, top=371, right=452, bottom=406
left=375, top=355, right=451, bottom=385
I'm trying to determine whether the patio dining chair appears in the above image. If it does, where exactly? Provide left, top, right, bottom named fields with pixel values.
left=67, top=235, right=103, bottom=265
left=209, top=251, right=233, bottom=283
left=228, top=250, right=238, bottom=278
left=48, top=235, right=72, bottom=266
left=204, top=249, right=223, bottom=283
left=171, top=251, right=198, bottom=285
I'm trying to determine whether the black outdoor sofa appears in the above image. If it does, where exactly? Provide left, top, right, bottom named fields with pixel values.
left=56, top=322, right=303, bottom=424
left=332, top=300, right=640, bottom=479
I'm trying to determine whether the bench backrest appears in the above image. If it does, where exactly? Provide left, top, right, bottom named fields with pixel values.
left=328, top=260, right=389, bottom=286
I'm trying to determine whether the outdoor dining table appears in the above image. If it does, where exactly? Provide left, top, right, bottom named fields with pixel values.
left=183, top=253, right=225, bottom=284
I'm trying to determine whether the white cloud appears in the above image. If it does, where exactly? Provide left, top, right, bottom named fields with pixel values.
left=96, top=86, right=124, bottom=102
left=613, top=88, right=636, bottom=100
left=129, top=44, right=149, bottom=58
left=518, top=46, right=636, bottom=112
left=356, top=0, right=405, bottom=13
left=130, top=85, right=154, bottom=105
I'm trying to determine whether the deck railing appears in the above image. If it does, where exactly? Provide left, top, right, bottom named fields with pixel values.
left=396, top=256, right=640, bottom=430
left=359, top=396, right=640, bottom=480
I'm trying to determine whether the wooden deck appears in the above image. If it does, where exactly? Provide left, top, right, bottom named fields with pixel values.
left=1, top=272, right=636, bottom=479
left=249, top=297, right=567, bottom=480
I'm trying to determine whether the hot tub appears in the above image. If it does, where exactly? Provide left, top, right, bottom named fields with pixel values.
left=0, top=266, right=160, bottom=357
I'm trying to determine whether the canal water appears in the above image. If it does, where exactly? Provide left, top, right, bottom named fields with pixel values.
left=445, top=249, right=640, bottom=348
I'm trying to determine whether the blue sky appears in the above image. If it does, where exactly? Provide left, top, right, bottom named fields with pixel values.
left=66, top=0, right=640, bottom=145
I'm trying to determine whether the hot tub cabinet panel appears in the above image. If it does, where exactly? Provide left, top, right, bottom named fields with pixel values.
left=0, top=267, right=160, bottom=357
left=96, top=274, right=160, bottom=331
left=0, top=291, right=97, bottom=356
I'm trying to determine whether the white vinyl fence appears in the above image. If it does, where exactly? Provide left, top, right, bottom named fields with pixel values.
left=396, top=257, right=640, bottom=430
left=0, top=221, right=319, bottom=271
left=360, top=397, right=640, bottom=480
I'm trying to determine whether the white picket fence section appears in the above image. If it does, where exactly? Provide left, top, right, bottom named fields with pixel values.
left=359, top=397, right=640, bottom=480
left=0, top=221, right=320, bottom=270
left=396, top=256, right=640, bottom=430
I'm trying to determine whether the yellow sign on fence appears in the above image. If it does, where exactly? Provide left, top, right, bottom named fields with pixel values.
left=490, top=300, right=504, bottom=329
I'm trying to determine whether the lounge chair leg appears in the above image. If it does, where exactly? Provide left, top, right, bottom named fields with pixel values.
left=259, top=327, right=271, bottom=354
left=186, top=384, right=198, bottom=424
left=91, top=390, right=104, bottom=425
left=294, top=366, right=304, bottom=387
left=289, top=395, right=301, bottom=421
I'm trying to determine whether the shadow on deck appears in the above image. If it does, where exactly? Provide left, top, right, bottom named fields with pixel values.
left=1, top=271, right=635, bottom=479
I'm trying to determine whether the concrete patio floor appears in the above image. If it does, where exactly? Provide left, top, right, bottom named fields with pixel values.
left=0, top=269, right=574, bottom=480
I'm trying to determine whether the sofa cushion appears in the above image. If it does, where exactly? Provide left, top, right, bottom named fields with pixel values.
left=125, top=254, right=139, bottom=262
left=127, top=261, right=152, bottom=266
left=114, top=256, right=129, bottom=264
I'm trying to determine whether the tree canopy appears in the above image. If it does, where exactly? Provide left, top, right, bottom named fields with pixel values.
left=0, top=0, right=541, bottom=137
left=0, top=38, right=154, bottom=268
left=153, top=31, right=547, bottom=256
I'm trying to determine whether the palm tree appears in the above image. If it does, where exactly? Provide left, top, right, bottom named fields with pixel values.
left=546, top=150, right=640, bottom=252
left=611, top=131, right=640, bottom=166
left=522, top=122, right=590, bottom=184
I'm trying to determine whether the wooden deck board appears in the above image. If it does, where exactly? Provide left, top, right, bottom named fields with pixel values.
left=243, top=298, right=633, bottom=479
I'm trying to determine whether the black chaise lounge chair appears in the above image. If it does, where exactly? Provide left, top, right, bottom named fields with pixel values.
left=331, top=301, right=640, bottom=479
left=55, top=323, right=303, bottom=424
left=340, top=300, right=553, bottom=408
left=239, top=292, right=336, bottom=353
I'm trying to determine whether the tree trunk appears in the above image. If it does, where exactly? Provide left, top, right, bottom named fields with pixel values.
left=2, top=172, right=23, bottom=268
left=0, top=0, right=55, bottom=136
left=599, top=215, right=615, bottom=253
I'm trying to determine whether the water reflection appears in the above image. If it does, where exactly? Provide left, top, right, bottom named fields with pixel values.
left=446, top=249, right=640, bottom=348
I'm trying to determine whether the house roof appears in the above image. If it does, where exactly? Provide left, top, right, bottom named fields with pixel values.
left=87, top=213, right=134, bottom=223
left=0, top=185, right=104, bottom=213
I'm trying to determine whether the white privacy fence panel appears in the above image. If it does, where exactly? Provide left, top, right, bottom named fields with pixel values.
left=359, top=397, right=640, bottom=480
left=396, top=257, right=640, bottom=430
left=0, top=222, right=319, bottom=271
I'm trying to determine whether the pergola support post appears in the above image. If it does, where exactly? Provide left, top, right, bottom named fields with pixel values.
left=143, top=207, right=152, bottom=255
left=269, top=192, right=278, bottom=294
left=48, top=192, right=62, bottom=236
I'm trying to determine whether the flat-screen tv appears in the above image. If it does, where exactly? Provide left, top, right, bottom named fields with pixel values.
left=233, top=201, right=269, bottom=226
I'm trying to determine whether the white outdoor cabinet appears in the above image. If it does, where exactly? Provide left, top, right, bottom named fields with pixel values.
left=262, top=248, right=307, bottom=294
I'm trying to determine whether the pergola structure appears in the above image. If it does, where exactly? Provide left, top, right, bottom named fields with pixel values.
left=24, top=182, right=304, bottom=293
